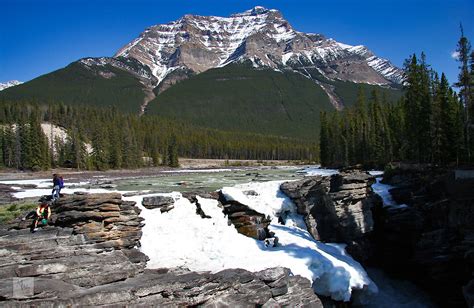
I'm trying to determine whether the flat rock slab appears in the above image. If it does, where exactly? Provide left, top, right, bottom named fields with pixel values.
left=1, top=267, right=322, bottom=307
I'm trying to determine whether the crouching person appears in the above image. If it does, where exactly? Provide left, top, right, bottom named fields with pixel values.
left=28, top=202, right=51, bottom=233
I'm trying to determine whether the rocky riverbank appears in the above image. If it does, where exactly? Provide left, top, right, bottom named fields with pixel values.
left=0, top=192, right=321, bottom=306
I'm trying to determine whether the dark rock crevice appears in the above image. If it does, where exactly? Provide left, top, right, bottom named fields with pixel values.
left=374, top=167, right=474, bottom=307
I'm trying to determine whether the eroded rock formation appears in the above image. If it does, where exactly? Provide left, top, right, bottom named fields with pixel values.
left=280, top=171, right=380, bottom=260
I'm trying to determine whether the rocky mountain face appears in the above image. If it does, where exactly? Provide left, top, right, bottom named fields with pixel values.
left=111, top=6, right=403, bottom=107
left=0, top=80, right=22, bottom=91
left=115, top=7, right=403, bottom=86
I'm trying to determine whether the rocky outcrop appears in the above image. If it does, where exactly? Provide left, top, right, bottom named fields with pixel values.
left=0, top=192, right=322, bottom=306
left=280, top=171, right=379, bottom=260
left=376, top=166, right=474, bottom=307
left=218, top=190, right=272, bottom=241
left=1, top=193, right=146, bottom=288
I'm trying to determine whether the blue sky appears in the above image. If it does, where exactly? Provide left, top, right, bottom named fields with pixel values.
left=1, top=0, right=473, bottom=85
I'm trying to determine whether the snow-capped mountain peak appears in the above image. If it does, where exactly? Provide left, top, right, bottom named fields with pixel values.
left=231, top=6, right=279, bottom=17
left=0, top=80, right=22, bottom=91
left=113, top=7, right=403, bottom=94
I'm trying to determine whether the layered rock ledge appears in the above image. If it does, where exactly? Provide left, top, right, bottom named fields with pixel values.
left=0, top=192, right=322, bottom=306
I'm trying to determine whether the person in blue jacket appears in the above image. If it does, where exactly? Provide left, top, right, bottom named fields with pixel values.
left=52, top=174, right=64, bottom=201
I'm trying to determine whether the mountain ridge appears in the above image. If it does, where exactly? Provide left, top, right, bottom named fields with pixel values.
left=113, top=6, right=404, bottom=100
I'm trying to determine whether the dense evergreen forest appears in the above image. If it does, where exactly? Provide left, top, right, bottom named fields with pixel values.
left=0, top=102, right=318, bottom=171
left=320, top=30, right=474, bottom=168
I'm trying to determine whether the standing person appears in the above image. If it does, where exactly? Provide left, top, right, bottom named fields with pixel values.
left=58, top=174, right=64, bottom=196
left=52, top=174, right=60, bottom=201
left=30, top=202, right=51, bottom=233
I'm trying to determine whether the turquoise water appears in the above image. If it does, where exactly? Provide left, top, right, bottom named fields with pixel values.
left=113, top=166, right=305, bottom=193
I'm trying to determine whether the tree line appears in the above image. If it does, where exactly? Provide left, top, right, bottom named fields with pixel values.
left=320, top=29, right=474, bottom=168
left=0, top=102, right=318, bottom=171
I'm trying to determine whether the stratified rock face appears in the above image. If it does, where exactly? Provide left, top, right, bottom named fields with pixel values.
left=0, top=192, right=322, bottom=306
left=280, top=171, right=377, bottom=243
left=1, top=193, right=147, bottom=288
left=218, top=190, right=272, bottom=240
left=113, top=6, right=404, bottom=88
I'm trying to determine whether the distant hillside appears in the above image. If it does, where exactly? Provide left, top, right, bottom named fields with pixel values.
left=146, top=64, right=332, bottom=140
left=146, top=63, right=401, bottom=140
left=0, top=62, right=147, bottom=113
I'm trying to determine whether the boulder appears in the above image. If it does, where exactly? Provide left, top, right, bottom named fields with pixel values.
left=142, top=196, right=174, bottom=210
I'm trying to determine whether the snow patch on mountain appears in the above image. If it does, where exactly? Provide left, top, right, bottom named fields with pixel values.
left=0, top=80, right=22, bottom=91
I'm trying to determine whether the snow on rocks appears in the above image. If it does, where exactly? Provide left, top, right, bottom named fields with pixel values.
left=126, top=179, right=378, bottom=302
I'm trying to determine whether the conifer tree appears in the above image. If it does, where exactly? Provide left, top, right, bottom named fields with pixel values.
left=168, top=135, right=179, bottom=167
left=91, top=126, right=110, bottom=170
left=66, top=127, right=88, bottom=170
left=455, top=25, right=473, bottom=161
left=319, top=111, right=329, bottom=166
left=1, top=125, right=15, bottom=168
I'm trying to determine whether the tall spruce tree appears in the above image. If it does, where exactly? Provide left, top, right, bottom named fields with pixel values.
left=167, top=135, right=179, bottom=167
left=455, top=25, right=473, bottom=161
left=319, top=111, right=329, bottom=166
